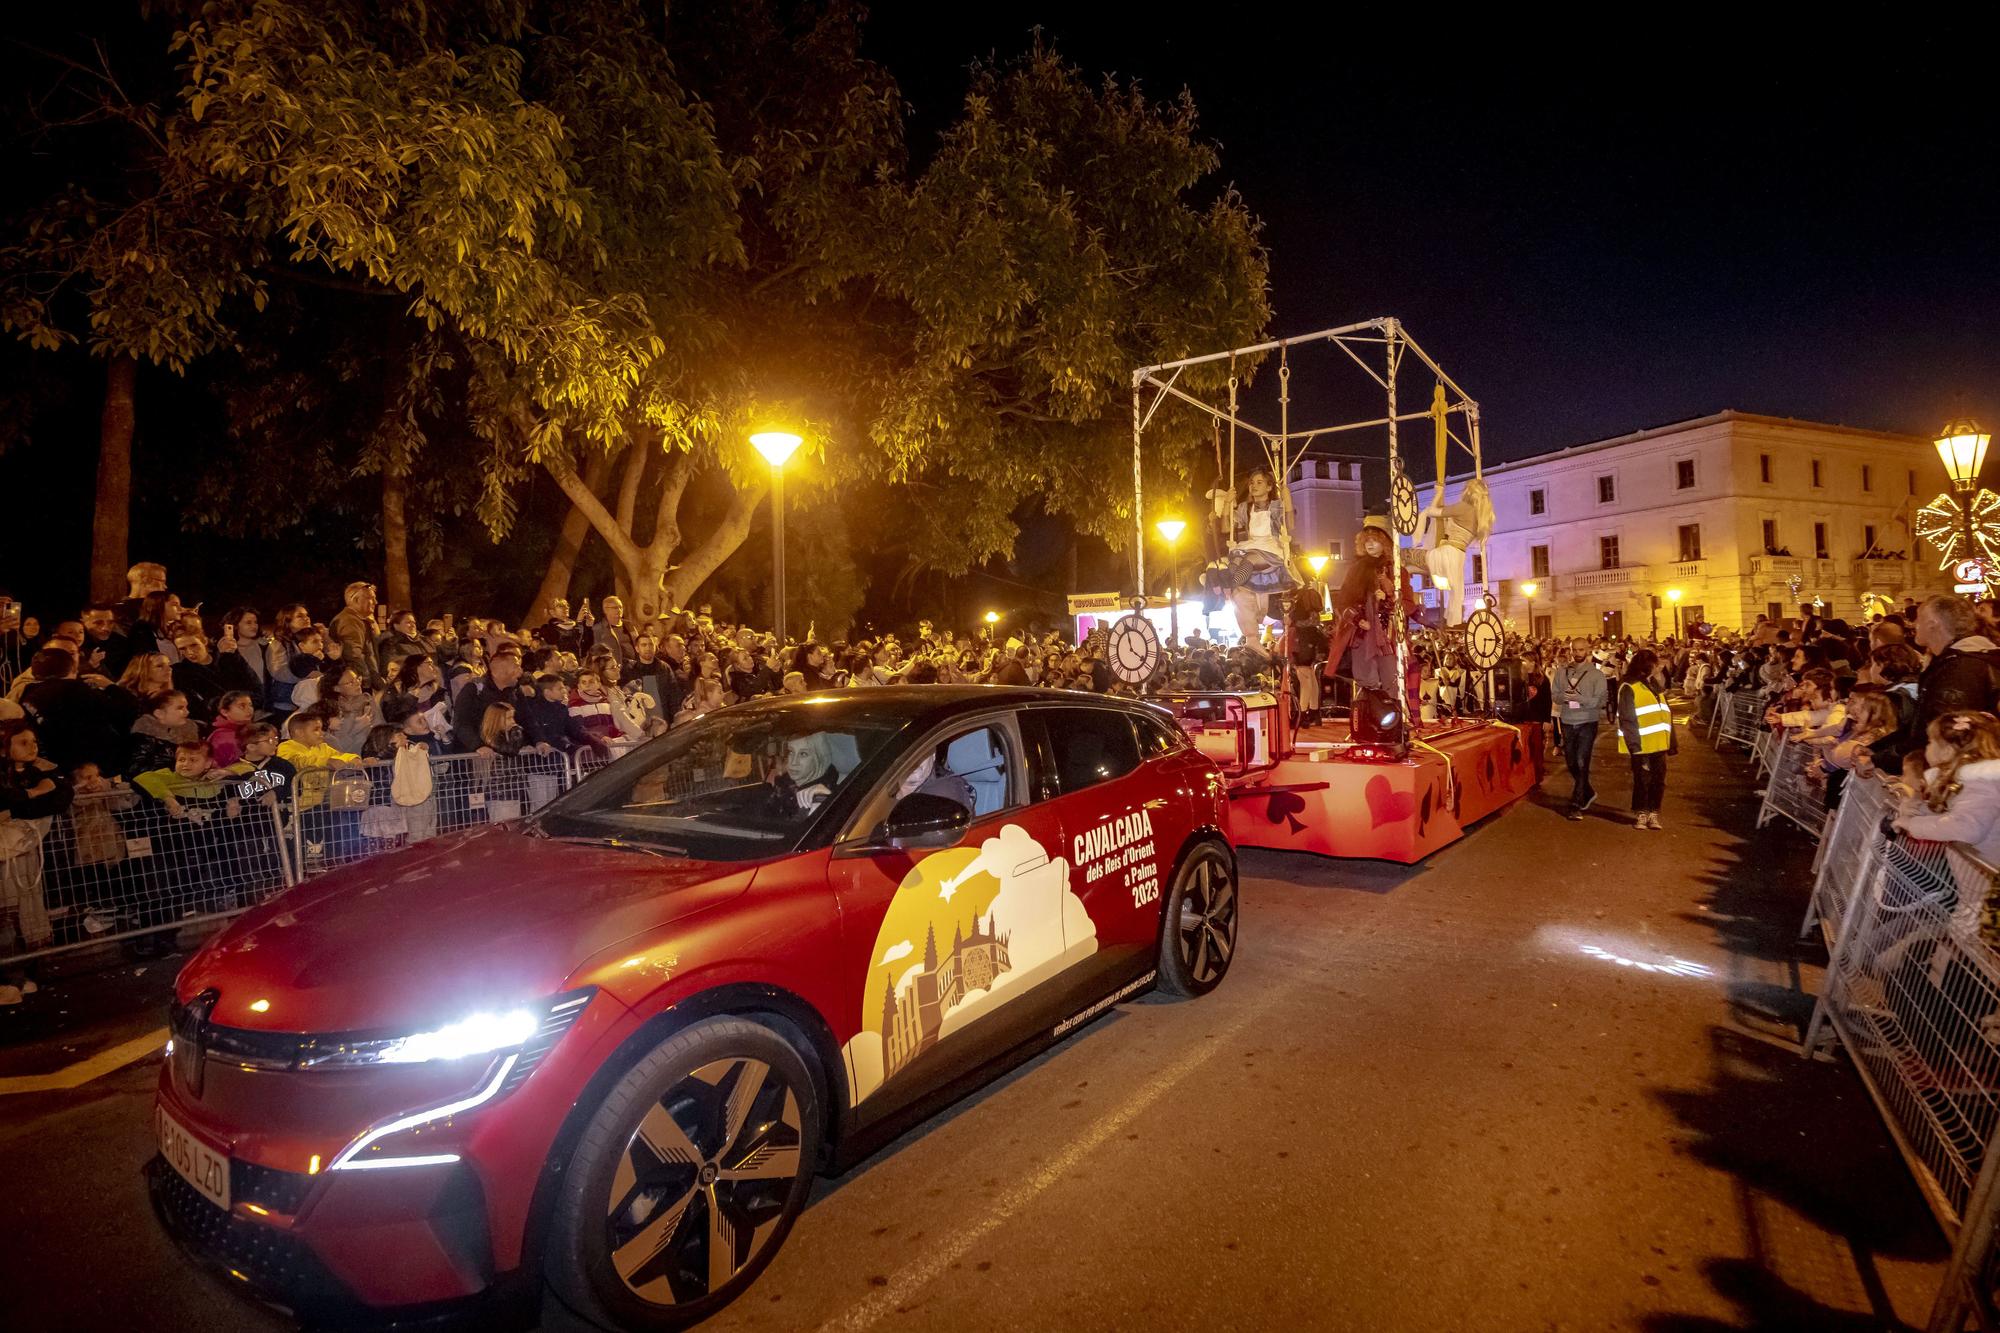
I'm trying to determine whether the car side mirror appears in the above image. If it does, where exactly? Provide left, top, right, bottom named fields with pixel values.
left=880, top=792, right=971, bottom=851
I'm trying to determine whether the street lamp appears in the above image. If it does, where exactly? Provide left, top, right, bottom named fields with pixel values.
left=1667, top=587, right=1683, bottom=639
left=1155, top=518, right=1186, bottom=646
left=1521, top=581, right=1538, bottom=637
left=751, top=431, right=802, bottom=644
left=1919, top=417, right=2000, bottom=596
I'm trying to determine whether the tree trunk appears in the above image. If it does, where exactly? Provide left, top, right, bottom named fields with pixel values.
left=381, top=461, right=412, bottom=611
left=90, top=355, right=136, bottom=603
left=525, top=453, right=612, bottom=625
left=661, top=476, right=767, bottom=613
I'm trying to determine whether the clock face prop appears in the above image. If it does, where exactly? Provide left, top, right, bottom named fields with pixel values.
left=1391, top=469, right=1419, bottom=535
left=1108, top=613, right=1162, bottom=685
left=1462, top=608, right=1505, bottom=671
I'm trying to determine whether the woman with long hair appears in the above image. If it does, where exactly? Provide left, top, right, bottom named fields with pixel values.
left=1617, top=648, right=1676, bottom=829
left=137, top=591, right=185, bottom=662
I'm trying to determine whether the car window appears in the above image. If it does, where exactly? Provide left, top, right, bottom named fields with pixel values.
left=1044, top=708, right=1142, bottom=794
left=535, top=705, right=906, bottom=861
left=895, top=724, right=1012, bottom=819
left=1133, top=707, right=1188, bottom=758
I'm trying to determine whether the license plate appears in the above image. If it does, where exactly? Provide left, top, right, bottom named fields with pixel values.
left=157, top=1103, right=231, bottom=1211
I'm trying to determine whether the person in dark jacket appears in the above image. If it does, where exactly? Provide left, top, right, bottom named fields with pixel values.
left=450, top=647, right=528, bottom=754
left=124, top=690, right=200, bottom=783
left=1509, top=659, right=1554, bottom=787
left=77, top=605, right=134, bottom=680
left=0, top=717, right=73, bottom=991
left=172, top=631, right=257, bottom=724
left=1909, top=595, right=2000, bottom=777
left=591, top=596, right=637, bottom=670
left=330, top=581, right=384, bottom=689
left=20, top=649, right=124, bottom=774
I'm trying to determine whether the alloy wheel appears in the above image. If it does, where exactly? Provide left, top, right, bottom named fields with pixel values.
left=605, top=1056, right=804, bottom=1306
left=1177, top=855, right=1237, bottom=985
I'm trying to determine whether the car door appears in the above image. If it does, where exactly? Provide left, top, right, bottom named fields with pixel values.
left=824, top=712, right=1080, bottom=1125
left=1020, top=705, right=1184, bottom=999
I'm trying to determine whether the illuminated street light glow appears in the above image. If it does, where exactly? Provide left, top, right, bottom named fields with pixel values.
left=751, top=430, right=802, bottom=468
left=1936, top=417, right=1991, bottom=491
left=1521, top=581, right=1537, bottom=597
left=984, top=611, right=999, bottom=624
left=1667, top=588, right=1682, bottom=603
left=1154, top=518, right=1186, bottom=544
left=1306, top=554, right=1329, bottom=576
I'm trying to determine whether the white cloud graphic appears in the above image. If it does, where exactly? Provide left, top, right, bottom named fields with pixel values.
left=877, top=939, right=914, bottom=968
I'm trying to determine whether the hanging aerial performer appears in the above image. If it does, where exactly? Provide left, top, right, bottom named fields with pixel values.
left=1223, top=465, right=1296, bottom=645
left=1413, top=386, right=1494, bottom=626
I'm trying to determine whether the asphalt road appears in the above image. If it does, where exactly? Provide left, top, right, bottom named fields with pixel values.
left=0, top=720, right=1948, bottom=1332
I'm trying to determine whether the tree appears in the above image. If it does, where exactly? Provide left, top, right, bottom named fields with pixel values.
left=870, top=45, right=1270, bottom=575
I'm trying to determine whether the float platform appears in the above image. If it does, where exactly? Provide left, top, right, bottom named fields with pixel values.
left=1225, top=717, right=1535, bottom=864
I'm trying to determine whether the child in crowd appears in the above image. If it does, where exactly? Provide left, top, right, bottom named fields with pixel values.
left=1894, top=712, right=2000, bottom=866
left=522, top=673, right=589, bottom=754
left=279, top=711, right=365, bottom=865
left=124, top=689, right=199, bottom=783
left=567, top=671, right=624, bottom=748
left=133, top=739, right=240, bottom=824
left=207, top=690, right=257, bottom=767
left=224, top=723, right=294, bottom=809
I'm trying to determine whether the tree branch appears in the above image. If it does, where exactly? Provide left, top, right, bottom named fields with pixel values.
left=662, top=472, right=768, bottom=610
left=646, top=448, right=696, bottom=560
left=544, top=451, right=641, bottom=567
left=613, top=438, right=647, bottom=536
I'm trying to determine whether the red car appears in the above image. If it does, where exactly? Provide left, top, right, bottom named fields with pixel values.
left=150, top=687, right=1237, bottom=1328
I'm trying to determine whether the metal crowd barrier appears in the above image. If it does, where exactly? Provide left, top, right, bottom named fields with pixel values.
left=291, top=748, right=574, bottom=878
left=1801, top=773, right=2000, bottom=1330
left=1, top=745, right=615, bottom=966
left=1713, top=690, right=1766, bottom=753
left=1, top=785, right=293, bottom=965
left=1755, top=732, right=1830, bottom=838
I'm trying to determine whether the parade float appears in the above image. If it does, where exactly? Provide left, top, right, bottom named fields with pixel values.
left=1115, top=317, right=1534, bottom=863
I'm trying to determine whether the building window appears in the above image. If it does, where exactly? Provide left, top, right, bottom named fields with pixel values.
left=1678, top=524, right=1702, bottom=561
left=1599, top=535, right=1620, bottom=569
left=1675, top=459, right=1696, bottom=490
left=1529, top=488, right=1546, bottom=516
left=1767, top=601, right=1784, bottom=623
left=1329, top=541, right=1343, bottom=559
left=1814, top=521, right=1829, bottom=559
left=1760, top=453, right=1773, bottom=484
left=1862, top=464, right=1873, bottom=492
left=1530, top=544, right=1550, bottom=578
left=1471, top=553, right=1485, bottom=584
left=1811, top=458, right=1823, bottom=488
left=1337, top=462, right=1352, bottom=481
left=1762, top=518, right=1779, bottom=554
left=1863, top=524, right=1877, bottom=554
left=1597, top=475, right=1616, bottom=504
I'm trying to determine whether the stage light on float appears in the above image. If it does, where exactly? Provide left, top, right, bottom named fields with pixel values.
left=1348, top=688, right=1406, bottom=752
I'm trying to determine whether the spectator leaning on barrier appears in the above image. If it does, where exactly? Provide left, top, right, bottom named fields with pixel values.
left=0, top=717, right=72, bottom=998
left=1894, top=711, right=2000, bottom=867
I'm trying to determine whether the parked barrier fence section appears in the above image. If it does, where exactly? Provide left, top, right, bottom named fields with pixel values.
left=1756, top=734, right=1830, bottom=839
left=1714, top=691, right=1766, bottom=752
left=1, top=747, right=607, bottom=966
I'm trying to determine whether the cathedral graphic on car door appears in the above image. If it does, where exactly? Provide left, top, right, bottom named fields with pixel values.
left=841, top=822, right=1098, bottom=1106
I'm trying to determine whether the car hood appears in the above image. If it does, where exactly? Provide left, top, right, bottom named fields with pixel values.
left=178, top=825, right=756, bottom=1032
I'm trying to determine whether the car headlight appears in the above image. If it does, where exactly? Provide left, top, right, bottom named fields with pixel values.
left=300, top=989, right=593, bottom=1069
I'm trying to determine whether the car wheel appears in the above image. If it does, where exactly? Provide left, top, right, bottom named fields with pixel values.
left=544, top=1016, right=822, bottom=1331
left=1156, top=842, right=1237, bottom=999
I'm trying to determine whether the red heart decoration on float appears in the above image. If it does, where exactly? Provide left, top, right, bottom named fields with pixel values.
left=1365, top=774, right=1416, bottom=828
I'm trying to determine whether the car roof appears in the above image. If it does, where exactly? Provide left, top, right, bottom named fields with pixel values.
left=722, top=685, right=1149, bottom=729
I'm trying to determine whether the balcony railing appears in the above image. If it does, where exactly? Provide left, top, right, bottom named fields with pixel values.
left=1853, top=556, right=1913, bottom=590
left=1565, top=565, right=1649, bottom=592
left=1665, top=558, right=1707, bottom=581
left=1748, top=554, right=1805, bottom=582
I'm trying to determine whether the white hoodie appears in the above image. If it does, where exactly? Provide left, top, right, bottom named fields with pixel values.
left=1898, top=758, right=2000, bottom=866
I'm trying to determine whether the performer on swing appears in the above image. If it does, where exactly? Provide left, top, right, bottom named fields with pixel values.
left=1224, top=466, right=1295, bottom=645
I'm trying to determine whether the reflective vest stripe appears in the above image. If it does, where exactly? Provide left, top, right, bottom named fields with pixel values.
left=1619, top=685, right=1672, bottom=754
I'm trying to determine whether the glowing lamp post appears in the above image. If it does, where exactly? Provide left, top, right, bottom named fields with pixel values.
left=1920, top=417, right=1999, bottom=597
left=983, top=610, right=1000, bottom=641
left=1155, top=518, right=1187, bottom=645
left=1667, top=587, right=1683, bottom=639
left=752, top=431, right=802, bottom=644
left=1521, top=581, right=1538, bottom=637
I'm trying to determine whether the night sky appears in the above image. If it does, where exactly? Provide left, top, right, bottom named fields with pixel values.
left=871, top=11, right=2000, bottom=467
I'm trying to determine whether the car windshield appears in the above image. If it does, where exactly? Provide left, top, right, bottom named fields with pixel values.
left=530, top=701, right=910, bottom=861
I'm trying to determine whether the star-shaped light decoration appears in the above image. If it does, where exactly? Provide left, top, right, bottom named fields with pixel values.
left=1915, top=489, right=2000, bottom=568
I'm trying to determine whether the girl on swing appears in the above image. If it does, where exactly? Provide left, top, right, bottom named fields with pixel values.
left=1224, top=466, right=1295, bottom=644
